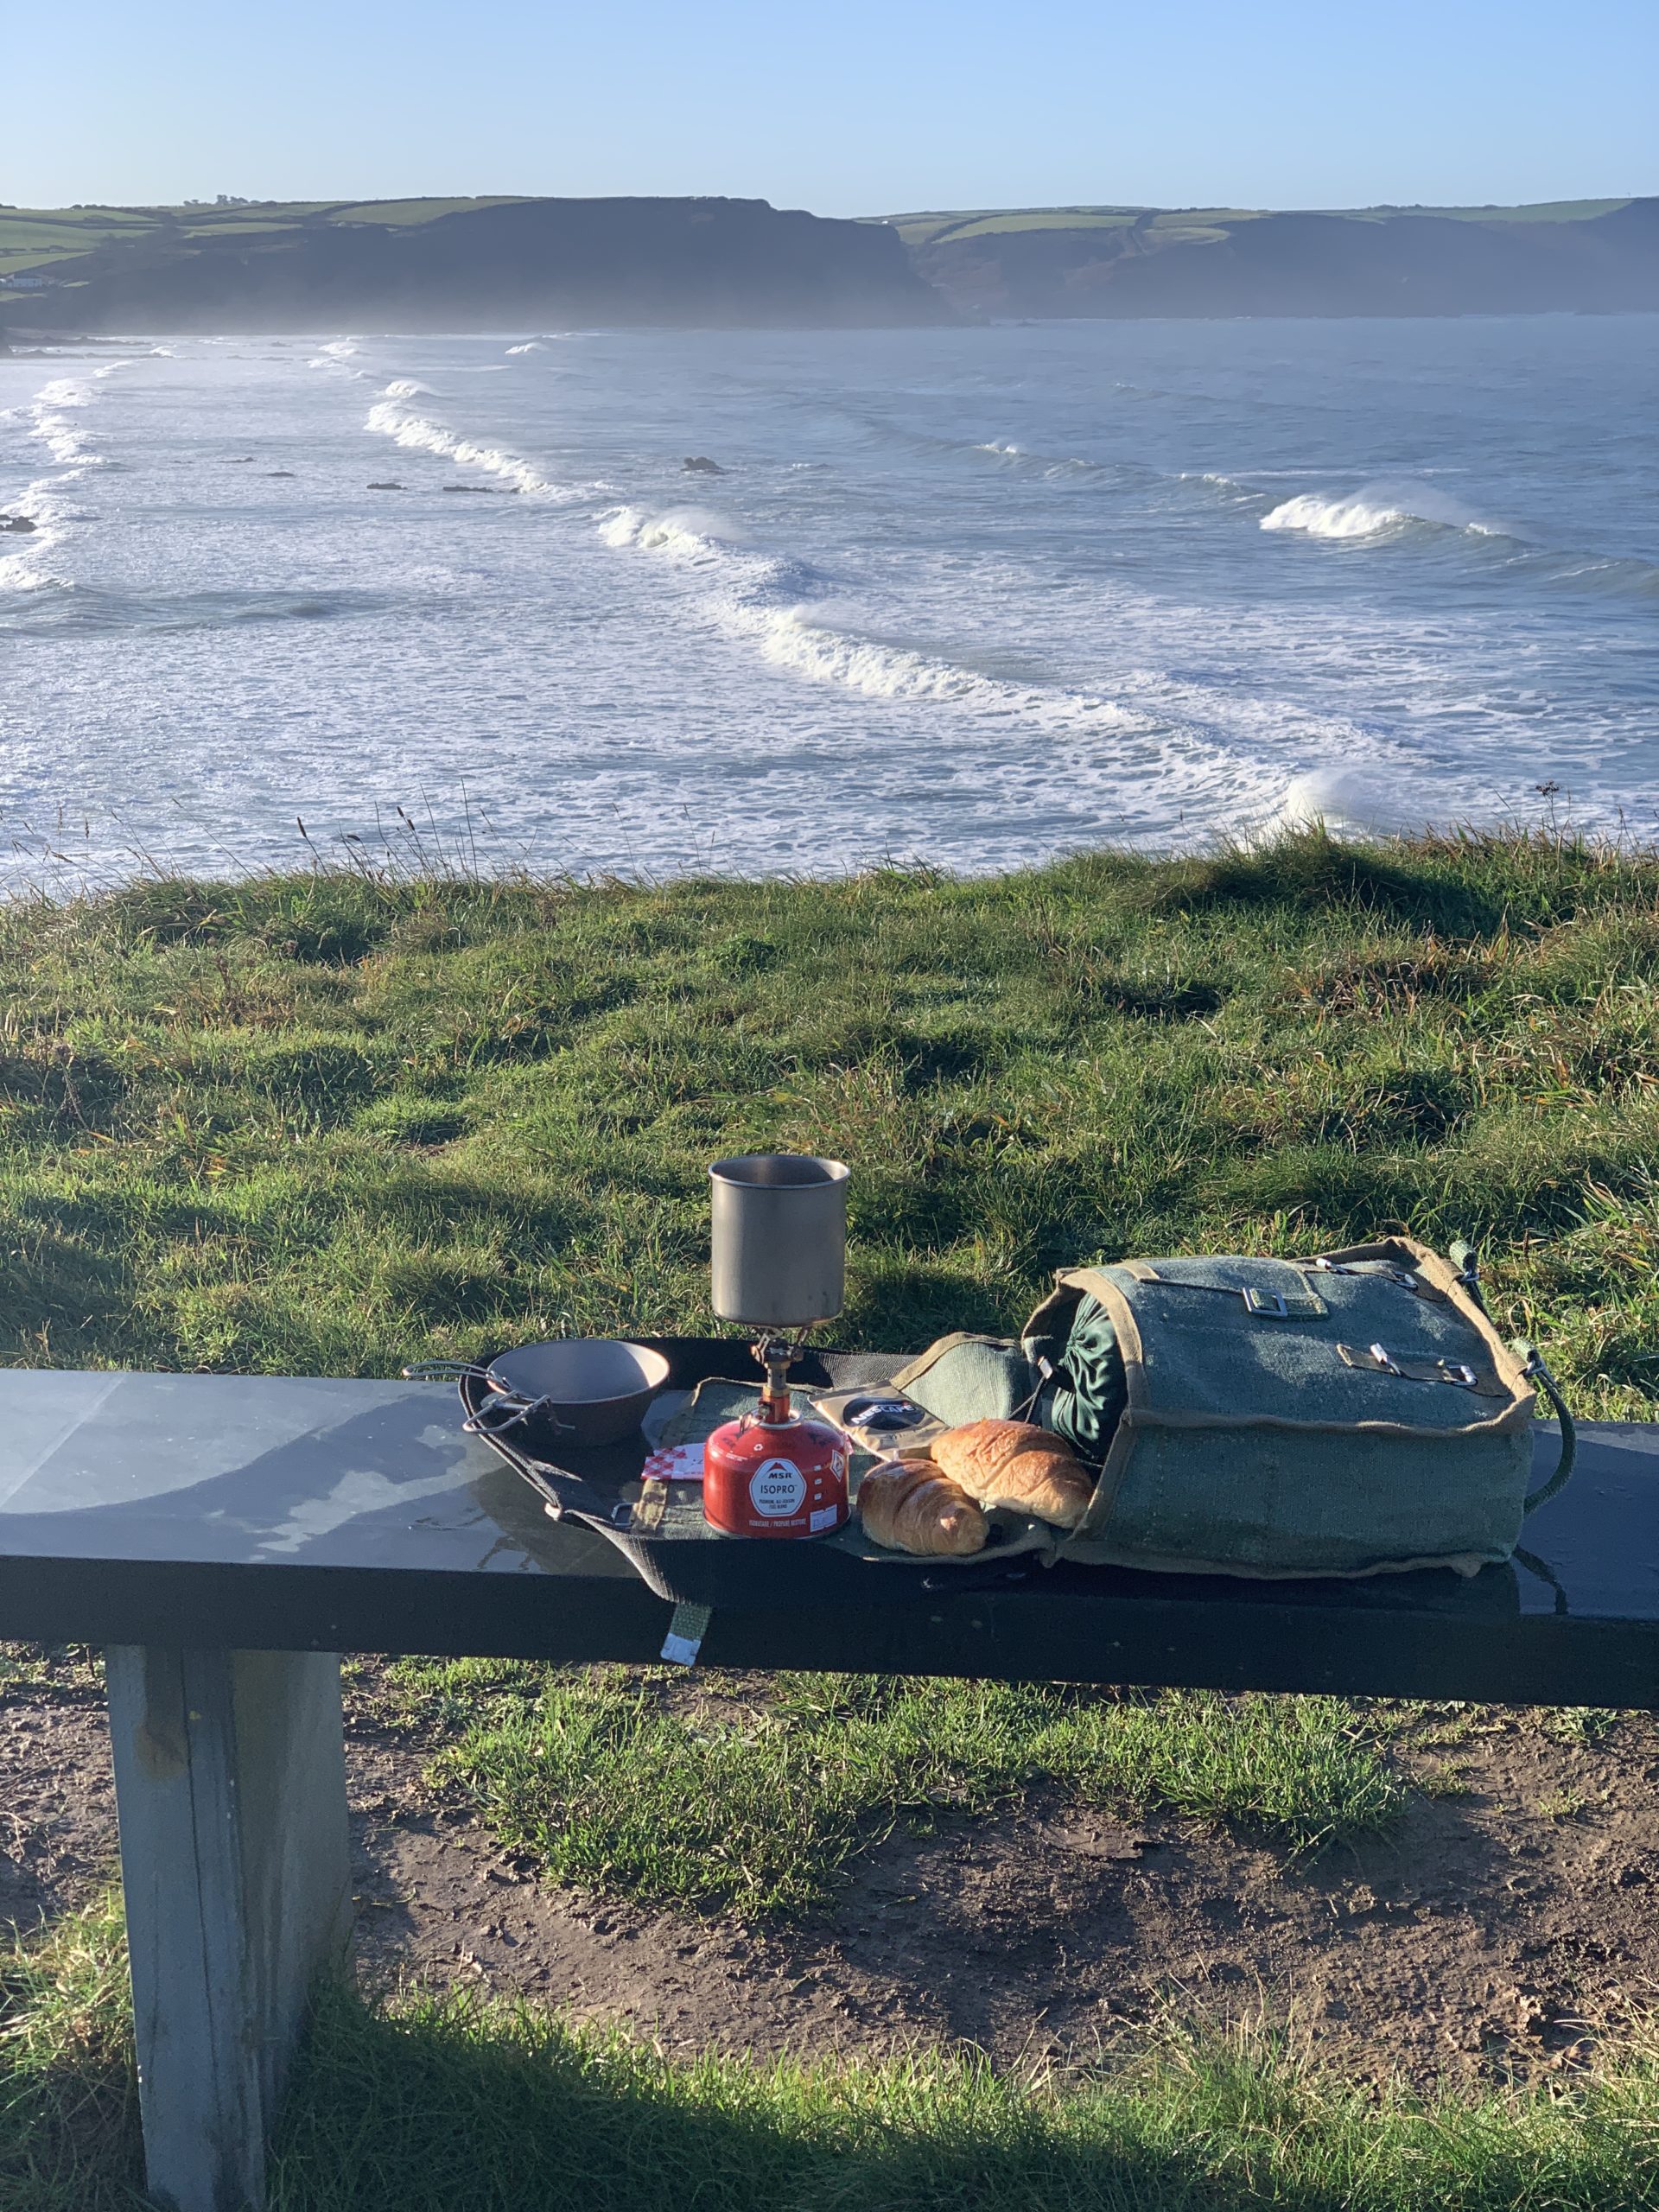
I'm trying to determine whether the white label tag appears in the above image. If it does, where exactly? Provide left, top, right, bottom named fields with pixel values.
left=809, top=1503, right=839, bottom=1533
left=748, top=1457, right=808, bottom=1517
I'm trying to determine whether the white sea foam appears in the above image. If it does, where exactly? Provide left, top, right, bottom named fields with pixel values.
left=33, top=414, right=99, bottom=467
left=1, top=365, right=129, bottom=589
left=505, top=342, right=545, bottom=356
left=26, top=377, right=109, bottom=470
left=382, top=378, right=436, bottom=400
left=0, top=480, right=77, bottom=592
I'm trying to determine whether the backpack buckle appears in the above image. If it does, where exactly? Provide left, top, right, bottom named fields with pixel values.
left=1244, top=1288, right=1290, bottom=1318
left=1351, top=1343, right=1484, bottom=1389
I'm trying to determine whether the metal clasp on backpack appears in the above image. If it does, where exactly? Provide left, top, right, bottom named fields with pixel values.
left=1309, top=1257, right=1421, bottom=1289
left=1363, top=1342, right=1479, bottom=1388
left=1244, top=1287, right=1290, bottom=1318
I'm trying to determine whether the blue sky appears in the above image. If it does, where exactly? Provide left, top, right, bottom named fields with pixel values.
left=9, top=0, right=1656, bottom=215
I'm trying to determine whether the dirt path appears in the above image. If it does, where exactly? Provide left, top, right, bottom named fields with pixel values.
left=5, top=1660, right=1656, bottom=2090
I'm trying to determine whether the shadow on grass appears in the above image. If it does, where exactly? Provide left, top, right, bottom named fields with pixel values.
left=267, top=1981, right=1659, bottom=2212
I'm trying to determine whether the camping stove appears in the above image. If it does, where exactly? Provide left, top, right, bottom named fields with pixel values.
left=702, top=1154, right=851, bottom=1540
left=702, top=1336, right=850, bottom=1538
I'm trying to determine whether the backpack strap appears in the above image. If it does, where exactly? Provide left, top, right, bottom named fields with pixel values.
left=1516, top=1344, right=1576, bottom=1513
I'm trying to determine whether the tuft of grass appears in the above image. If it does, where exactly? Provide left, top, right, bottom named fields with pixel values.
left=0, top=1897, right=139, bottom=2212
left=435, top=1672, right=1405, bottom=1917
left=0, top=1644, right=101, bottom=1699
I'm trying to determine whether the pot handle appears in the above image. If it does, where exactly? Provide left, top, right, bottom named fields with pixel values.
left=462, top=1390, right=574, bottom=1440
left=402, top=1359, right=490, bottom=1382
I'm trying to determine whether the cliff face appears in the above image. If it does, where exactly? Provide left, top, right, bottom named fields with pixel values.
left=10, top=192, right=1657, bottom=335
left=906, top=200, right=1659, bottom=320
left=10, top=197, right=951, bottom=334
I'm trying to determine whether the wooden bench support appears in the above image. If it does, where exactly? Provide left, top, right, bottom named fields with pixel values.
left=105, top=1647, right=352, bottom=2212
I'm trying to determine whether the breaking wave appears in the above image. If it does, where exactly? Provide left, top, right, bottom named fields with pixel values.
left=598, top=501, right=1148, bottom=732
left=381, top=379, right=436, bottom=400
left=505, top=342, right=545, bottom=356
left=309, top=339, right=370, bottom=375
left=1250, top=481, right=1659, bottom=601
left=364, top=397, right=594, bottom=499
left=1260, top=486, right=1506, bottom=542
left=973, top=438, right=1103, bottom=478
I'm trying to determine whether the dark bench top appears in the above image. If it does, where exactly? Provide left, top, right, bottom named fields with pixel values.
left=1, top=1362, right=1656, bottom=1707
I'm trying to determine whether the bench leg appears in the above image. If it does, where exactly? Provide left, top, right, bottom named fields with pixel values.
left=105, top=1647, right=352, bottom=2212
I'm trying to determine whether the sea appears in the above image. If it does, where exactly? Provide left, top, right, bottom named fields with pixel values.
left=1, top=315, right=1655, bottom=885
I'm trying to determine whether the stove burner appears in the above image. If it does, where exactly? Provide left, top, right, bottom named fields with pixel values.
left=842, top=1395, right=928, bottom=1432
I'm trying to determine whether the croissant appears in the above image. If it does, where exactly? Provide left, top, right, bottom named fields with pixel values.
left=929, top=1420, right=1094, bottom=1529
left=857, top=1460, right=988, bottom=1556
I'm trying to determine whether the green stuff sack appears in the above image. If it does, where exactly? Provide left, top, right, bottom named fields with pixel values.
left=891, top=1300, right=1128, bottom=1462
left=899, top=1238, right=1562, bottom=1581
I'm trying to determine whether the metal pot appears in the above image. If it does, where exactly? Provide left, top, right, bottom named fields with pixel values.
left=404, top=1339, right=671, bottom=1452
left=709, top=1154, right=849, bottom=1330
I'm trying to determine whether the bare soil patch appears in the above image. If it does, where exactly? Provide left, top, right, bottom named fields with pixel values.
left=5, top=1658, right=1656, bottom=2092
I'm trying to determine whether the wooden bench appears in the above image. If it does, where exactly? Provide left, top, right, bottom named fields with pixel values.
left=2, top=1354, right=1655, bottom=2212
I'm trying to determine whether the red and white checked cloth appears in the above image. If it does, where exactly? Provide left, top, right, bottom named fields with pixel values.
left=640, top=1441, right=706, bottom=1484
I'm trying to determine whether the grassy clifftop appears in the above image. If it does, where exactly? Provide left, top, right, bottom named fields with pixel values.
left=2, top=826, right=1655, bottom=1412
left=0, top=195, right=946, bottom=334
left=890, top=196, right=1659, bottom=319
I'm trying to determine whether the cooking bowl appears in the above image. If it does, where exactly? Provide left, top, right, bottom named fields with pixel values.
left=472, top=1339, right=672, bottom=1451
left=486, top=1338, right=672, bottom=1448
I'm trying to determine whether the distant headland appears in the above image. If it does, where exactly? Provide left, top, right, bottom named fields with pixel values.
left=896, top=198, right=1659, bottom=320
left=1, top=192, right=1655, bottom=335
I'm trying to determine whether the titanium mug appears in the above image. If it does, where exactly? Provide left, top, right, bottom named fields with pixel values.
left=709, top=1154, right=849, bottom=1330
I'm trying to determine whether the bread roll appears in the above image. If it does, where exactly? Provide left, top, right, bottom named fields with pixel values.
left=929, top=1420, right=1094, bottom=1529
left=857, top=1460, right=988, bottom=1556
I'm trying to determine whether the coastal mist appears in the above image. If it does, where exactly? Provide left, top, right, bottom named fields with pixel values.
left=1, top=314, right=1654, bottom=882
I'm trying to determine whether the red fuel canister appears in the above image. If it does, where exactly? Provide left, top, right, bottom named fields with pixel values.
left=702, top=1392, right=849, bottom=1539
